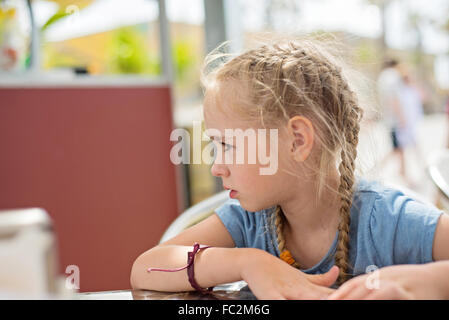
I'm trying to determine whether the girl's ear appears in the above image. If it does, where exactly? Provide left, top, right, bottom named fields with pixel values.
left=287, top=116, right=315, bottom=162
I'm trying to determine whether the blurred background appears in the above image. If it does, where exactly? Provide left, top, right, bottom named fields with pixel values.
left=0, top=0, right=449, bottom=296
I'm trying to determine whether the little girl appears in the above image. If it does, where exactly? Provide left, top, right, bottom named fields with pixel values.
left=130, top=39, right=449, bottom=299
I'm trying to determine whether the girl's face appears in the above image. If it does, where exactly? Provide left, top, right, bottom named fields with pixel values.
left=203, top=81, right=297, bottom=212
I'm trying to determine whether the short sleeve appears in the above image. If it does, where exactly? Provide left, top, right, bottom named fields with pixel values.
left=214, top=199, right=247, bottom=247
left=369, top=189, right=444, bottom=265
left=214, top=199, right=277, bottom=254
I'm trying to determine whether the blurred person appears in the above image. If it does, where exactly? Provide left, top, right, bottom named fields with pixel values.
left=396, top=74, right=423, bottom=147
left=377, top=59, right=414, bottom=187
left=396, top=73, right=425, bottom=174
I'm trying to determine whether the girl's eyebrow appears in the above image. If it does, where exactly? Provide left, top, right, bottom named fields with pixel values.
left=207, top=135, right=234, bottom=145
left=206, top=134, right=223, bottom=142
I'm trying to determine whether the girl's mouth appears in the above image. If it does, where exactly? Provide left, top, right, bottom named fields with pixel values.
left=223, top=186, right=238, bottom=199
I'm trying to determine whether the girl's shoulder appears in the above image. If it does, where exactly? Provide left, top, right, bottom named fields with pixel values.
left=354, top=178, right=441, bottom=216
left=353, top=177, right=443, bottom=227
left=352, top=178, right=445, bottom=265
left=354, top=177, right=391, bottom=195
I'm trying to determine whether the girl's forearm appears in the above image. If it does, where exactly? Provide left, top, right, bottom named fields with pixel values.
left=130, top=245, right=268, bottom=292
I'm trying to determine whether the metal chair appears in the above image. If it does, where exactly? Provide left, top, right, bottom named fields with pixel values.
left=159, top=190, right=229, bottom=244
left=427, top=149, right=449, bottom=212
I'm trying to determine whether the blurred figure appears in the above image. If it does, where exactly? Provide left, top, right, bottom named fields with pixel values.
left=397, top=72, right=425, bottom=168
left=377, top=60, right=424, bottom=187
left=377, top=59, right=408, bottom=184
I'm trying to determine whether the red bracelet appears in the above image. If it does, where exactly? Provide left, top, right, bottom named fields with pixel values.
left=147, top=242, right=214, bottom=294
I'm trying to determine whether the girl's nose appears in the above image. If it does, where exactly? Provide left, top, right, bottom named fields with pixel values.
left=211, top=162, right=230, bottom=178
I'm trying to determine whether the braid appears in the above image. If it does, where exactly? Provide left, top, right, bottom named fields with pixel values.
left=335, top=91, right=363, bottom=285
left=295, top=50, right=363, bottom=285
left=274, top=206, right=301, bottom=269
left=275, top=207, right=285, bottom=251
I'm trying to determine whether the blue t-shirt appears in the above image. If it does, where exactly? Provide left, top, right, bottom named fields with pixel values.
left=214, top=178, right=444, bottom=277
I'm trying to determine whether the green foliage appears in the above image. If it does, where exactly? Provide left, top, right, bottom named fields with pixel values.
left=108, top=26, right=160, bottom=75
left=173, top=39, right=197, bottom=82
left=41, top=18, right=199, bottom=82
left=41, top=11, right=71, bottom=32
left=107, top=26, right=198, bottom=84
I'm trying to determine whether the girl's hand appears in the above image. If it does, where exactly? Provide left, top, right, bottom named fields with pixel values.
left=327, top=263, right=448, bottom=300
left=240, top=249, right=338, bottom=299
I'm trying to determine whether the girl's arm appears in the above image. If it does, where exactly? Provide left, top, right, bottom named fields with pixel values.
left=130, top=213, right=339, bottom=299
left=328, top=213, right=449, bottom=300
left=130, top=213, right=246, bottom=291
left=130, top=244, right=263, bottom=292
left=327, top=261, right=449, bottom=300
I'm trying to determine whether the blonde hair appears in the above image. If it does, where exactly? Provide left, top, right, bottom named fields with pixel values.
left=202, top=38, right=364, bottom=285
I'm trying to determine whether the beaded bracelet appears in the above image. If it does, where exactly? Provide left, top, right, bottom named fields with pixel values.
left=147, top=242, right=214, bottom=294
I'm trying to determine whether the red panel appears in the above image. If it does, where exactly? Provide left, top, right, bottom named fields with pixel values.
left=0, top=86, right=180, bottom=292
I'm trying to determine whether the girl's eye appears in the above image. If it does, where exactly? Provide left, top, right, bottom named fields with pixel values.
left=209, top=139, right=233, bottom=153
left=222, top=142, right=233, bottom=152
